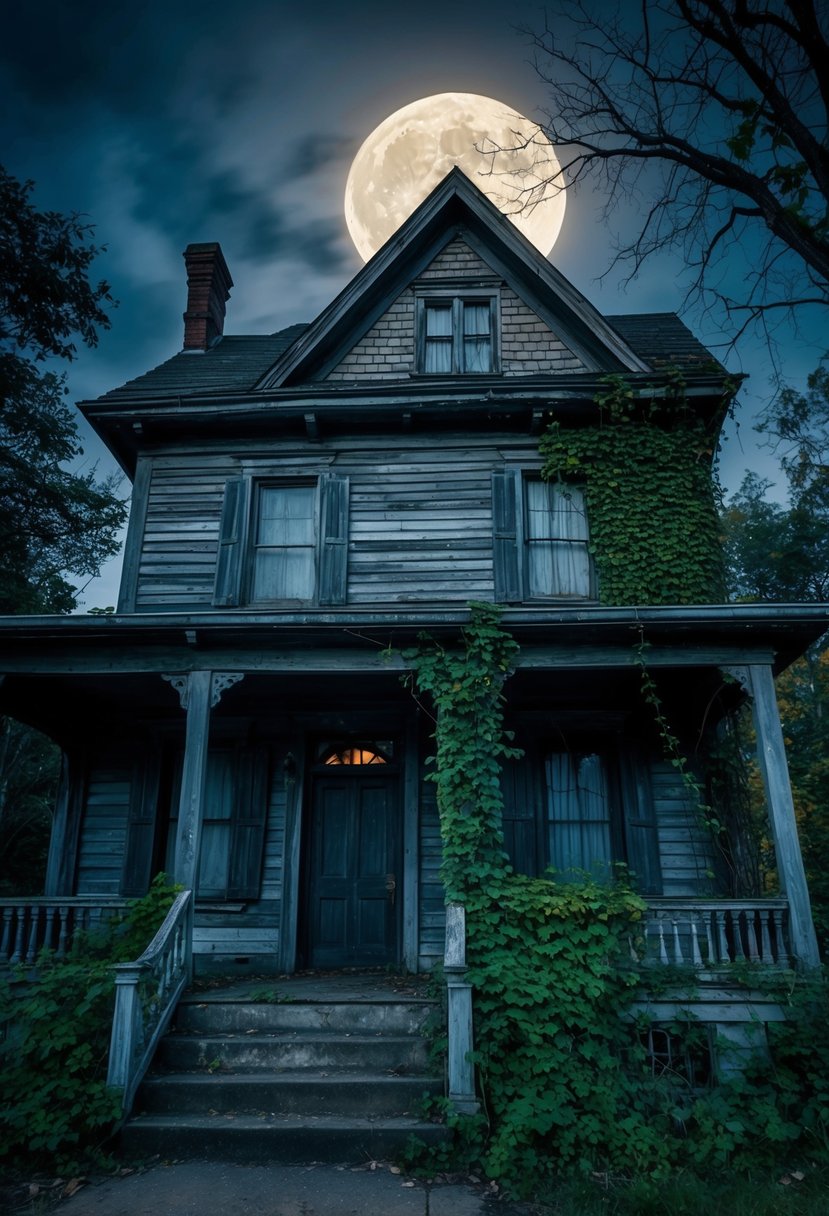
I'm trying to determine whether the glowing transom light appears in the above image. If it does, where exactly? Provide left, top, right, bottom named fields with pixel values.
left=344, top=92, right=566, bottom=262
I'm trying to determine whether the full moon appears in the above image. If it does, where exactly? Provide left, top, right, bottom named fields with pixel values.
left=344, top=93, right=567, bottom=262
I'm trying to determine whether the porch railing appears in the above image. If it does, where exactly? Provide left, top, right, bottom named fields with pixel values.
left=640, top=899, right=790, bottom=969
left=0, top=898, right=127, bottom=966
left=107, top=889, right=193, bottom=1114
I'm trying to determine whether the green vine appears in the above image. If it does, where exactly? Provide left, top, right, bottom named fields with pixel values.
left=539, top=372, right=729, bottom=605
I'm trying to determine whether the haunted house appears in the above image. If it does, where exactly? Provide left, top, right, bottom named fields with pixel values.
left=1, top=171, right=826, bottom=1091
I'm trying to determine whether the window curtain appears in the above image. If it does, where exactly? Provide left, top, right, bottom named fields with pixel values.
left=424, top=305, right=453, bottom=372
left=462, top=302, right=491, bottom=372
left=546, top=751, right=612, bottom=881
left=526, top=481, right=591, bottom=597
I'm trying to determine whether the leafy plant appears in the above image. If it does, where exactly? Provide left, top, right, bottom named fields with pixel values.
left=0, top=874, right=179, bottom=1171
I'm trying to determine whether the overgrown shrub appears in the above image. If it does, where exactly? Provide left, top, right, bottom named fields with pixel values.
left=0, top=874, right=179, bottom=1170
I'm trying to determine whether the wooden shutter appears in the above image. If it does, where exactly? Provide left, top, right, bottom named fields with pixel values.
left=620, top=748, right=663, bottom=895
left=213, top=477, right=250, bottom=607
left=500, top=752, right=540, bottom=876
left=492, top=469, right=521, bottom=602
left=227, top=746, right=269, bottom=899
left=318, top=473, right=349, bottom=606
left=121, top=751, right=162, bottom=896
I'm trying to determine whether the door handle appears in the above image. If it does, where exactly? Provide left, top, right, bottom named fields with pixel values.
left=385, top=873, right=396, bottom=906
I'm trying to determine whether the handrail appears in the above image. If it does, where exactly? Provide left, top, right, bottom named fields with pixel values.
left=106, top=889, right=193, bottom=1114
left=640, top=898, right=791, bottom=968
left=0, top=898, right=127, bottom=966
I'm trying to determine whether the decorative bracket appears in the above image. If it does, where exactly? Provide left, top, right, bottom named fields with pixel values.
left=210, top=672, right=244, bottom=707
left=161, top=671, right=245, bottom=710
left=720, top=665, right=753, bottom=697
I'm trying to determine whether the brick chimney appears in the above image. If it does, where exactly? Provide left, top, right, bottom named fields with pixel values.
left=182, top=243, right=233, bottom=351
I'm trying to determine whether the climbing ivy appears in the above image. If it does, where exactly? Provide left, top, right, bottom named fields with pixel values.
left=539, top=372, right=729, bottom=605
left=404, top=606, right=829, bottom=1195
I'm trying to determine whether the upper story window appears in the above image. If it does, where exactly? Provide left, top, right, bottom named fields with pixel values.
left=417, top=295, right=498, bottom=374
left=525, top=481, right=592, bottom=599
left=492, top=470, right=595, bottom=603
left=213, top=472, right=349, bottom=608
left=251, top=484, right=316, bottom=602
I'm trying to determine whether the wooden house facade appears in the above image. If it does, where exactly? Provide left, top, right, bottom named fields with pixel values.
left=1, top=170, right=825, bottom=1013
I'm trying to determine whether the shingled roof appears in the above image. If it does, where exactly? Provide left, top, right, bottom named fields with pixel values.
left=89, top=313, right=721, bottom=405
left=94, top=326, right=308, bottom=401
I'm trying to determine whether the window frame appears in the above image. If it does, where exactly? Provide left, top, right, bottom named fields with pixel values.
left=247, top=478, right=320, bottom=607
left=415, top=290, right=500, bottom=375
left=522, top=477, right=596, bottom=602
left=492, top=469, right=598, bottom=604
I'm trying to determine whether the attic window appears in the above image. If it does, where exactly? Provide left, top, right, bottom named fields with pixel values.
left=417, top=296, right=498, bottom=374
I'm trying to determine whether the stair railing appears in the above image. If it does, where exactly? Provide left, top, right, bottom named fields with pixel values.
left=107, top=888, right=193, bottom=1114
left=444, top=903, right=479, bottom=1114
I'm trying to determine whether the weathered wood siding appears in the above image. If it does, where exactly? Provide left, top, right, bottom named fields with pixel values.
left=325, top=237, right=584, bottom=382
left=651, top=759, right=717, bottom=896
left=75, top=765, right=131, bottom=895
left=132, top=436, right=546, bottom=611
left=418, top=778, right=445, bottom=970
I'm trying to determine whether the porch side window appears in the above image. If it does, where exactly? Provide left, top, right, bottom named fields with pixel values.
left=525, top=480, right=592, bottom=599
left=419, top=297, right=496, bottom=374
left=545, top=751, right=612, bottom=882
left=251, top=483, right=316, bottom=603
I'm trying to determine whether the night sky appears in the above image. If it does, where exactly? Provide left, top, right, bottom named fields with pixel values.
left=3, top=1, right=825, bottom=607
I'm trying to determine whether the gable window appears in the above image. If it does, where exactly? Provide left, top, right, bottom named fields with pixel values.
left=418, top=296, right=497, bottom=374
left=213, top=472, right=349, bottom=608
left=492, top=470, right=595, bottom=602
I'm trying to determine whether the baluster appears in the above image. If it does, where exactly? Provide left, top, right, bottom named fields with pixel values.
left=0, top=908, right=12, bottom=963
left=628, top=933, right=639, bottom=962
left=658, top=920, right=668, bottom=964
left=25, top=906, right=41, bottom=963
left=56, top=906, right=69, bottom=957
left=671, top=919, right=684, bottom=964
left=731, top=910, right=746, bottom=961
left=716, top=909, right=729, bottom=963
left=745, top=911, right=760, bottom=962
left=704, top=913, right=716, bottom=966
left=43, top=906, right=57, bottom=954
left=772, top=908, right=786, bottom=965
left=10, top=906, right=27, bottom=964
left=759, top=909, right=774, bottom=963
left=690, top=920, right=703, bottom=967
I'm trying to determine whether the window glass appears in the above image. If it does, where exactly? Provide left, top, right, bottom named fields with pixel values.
left=526, top=481, right=592, bottom=598
left=546, top=751, right=612, bottom=881
left=251, top=484, right=316, bottom=602
left=421, top=298, right=494, bottom=373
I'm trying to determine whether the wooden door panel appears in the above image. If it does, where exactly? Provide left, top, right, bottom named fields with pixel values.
left=308, top=774, right=398, bottom=967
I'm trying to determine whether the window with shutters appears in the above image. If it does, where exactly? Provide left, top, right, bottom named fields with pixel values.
left=213, top=473, right=349, bottom=608
left=416, top=295, right=498, bottom=374
left=492, top=470, right=595, bottom=603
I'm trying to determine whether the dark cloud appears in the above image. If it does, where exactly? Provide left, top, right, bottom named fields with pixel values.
left=284, top=134, right=357, bottom=180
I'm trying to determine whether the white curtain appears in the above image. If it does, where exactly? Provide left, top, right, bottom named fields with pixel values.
left=526, top=481, right=591, bottom=597
left=546, top=752, right=612, bottom=881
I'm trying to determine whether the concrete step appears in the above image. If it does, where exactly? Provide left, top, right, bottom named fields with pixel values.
left=175, top=999, right=435, bottom=1036
left=138, top=1071, right=443, bottom=1117
left=156, top=1032, right=433, bottom=1074
left=119, top=1112, right=448, bottom=1165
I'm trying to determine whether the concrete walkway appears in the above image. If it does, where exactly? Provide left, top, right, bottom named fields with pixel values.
left=58, top=1160, right=525, bottom=1215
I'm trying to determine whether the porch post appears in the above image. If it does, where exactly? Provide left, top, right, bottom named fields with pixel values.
left=747, top=663, right=820, bottom=969
left=170, top=670, right=213, bottom=892
left=445, top=903, right=479, bottom=1114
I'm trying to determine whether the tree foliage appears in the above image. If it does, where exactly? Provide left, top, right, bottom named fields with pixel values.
left=0, top=164, right=127, bottom=613
left=526, top=1, right=828, bottom=340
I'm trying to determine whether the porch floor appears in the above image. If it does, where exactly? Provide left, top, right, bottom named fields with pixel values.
left=184, top=969, right=435, bottom=1005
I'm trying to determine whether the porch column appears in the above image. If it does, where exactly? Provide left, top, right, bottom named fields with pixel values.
left=162, top=670, right=244, bottom=893
left=44, top=750, right=85, bottom=896
left=747, top=663, right=820, bottom=969
left=445, top=904, right=479, bottom=1114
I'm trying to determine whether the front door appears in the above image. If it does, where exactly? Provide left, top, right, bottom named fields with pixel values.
left=306, top=770, right=399, bottom=968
